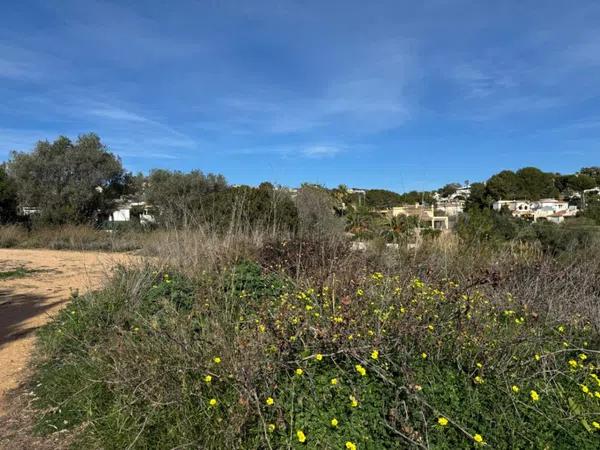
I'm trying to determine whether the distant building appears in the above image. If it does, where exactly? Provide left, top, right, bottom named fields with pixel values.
left=545, top=209, right=578, bottom=224
left=109, top=200, right=155, bottom=225
left=18, top=206, right=41, bottom=216
left=452, top=184, right=471, bottom=200
left=383, top=204, right=449, bottom=230
left=492, top=200, right=532, bottom=216
left=436, top=201, right=464, bottom=216
left=493, top=198, right=577, bottom=222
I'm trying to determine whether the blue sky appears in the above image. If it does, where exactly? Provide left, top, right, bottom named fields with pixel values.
left=1, top=0, right=599, bottom=191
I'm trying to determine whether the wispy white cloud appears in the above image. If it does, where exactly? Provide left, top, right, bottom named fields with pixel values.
left=301, top=145, right=341, bottom=158
left=211, top=38, right=415, bottom=136
left=225, top=142, right=346, bottom=160
left=88, top=106, right=152, bottom=123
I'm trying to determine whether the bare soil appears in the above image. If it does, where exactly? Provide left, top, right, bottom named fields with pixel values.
left=0, top=249, right=132, bottom=448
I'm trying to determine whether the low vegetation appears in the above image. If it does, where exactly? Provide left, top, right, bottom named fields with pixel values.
left=0, top=224, right=149, bottom=252
left=0, top=266, right=40, bottom=280
left=28, top=230, right=600, bottom=448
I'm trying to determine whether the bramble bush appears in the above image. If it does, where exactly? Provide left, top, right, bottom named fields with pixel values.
left=29, top=240, right=600, bottom=449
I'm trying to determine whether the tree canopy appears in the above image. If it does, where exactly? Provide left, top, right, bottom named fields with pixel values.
left=365, top=189, right=404, bottom=209
left=7, top=134, right=126, bottom=224
left=0, top=164, right=17, bottom=223
left=485, top=167, right=559, bottom=201
left=144, top=169, right=227, bottom=227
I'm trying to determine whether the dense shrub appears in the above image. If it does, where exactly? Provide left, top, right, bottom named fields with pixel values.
left=29, top=240, right=600, bottom=448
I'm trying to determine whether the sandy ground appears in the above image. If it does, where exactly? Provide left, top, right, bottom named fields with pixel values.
left=0, top=249, right=132, bottom=417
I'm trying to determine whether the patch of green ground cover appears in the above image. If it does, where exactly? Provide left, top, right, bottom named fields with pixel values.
left=0, top=266, right=42, bottom=280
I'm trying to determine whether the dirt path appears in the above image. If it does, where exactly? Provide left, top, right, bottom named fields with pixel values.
left=0, top=249, right=132, bottom=417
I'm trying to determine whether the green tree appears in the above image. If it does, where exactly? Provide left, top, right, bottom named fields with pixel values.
left=145, top=169, right=227, bottom=227
left=565, top=174, right=596, bottom=192
left=486, top=170, right=521, bottom=200
left=365, top=189, right=404, bottom=209
left=345, top=204, right=375, bottom=236
left=0, top=164, right=17, bottom=223
left=380, top=213, right=418, bottom=243
left=579, top=167, right=600, bottom=185
left=7, top=134, right=126, bottom=224
left=204, top=185, right=298, bottom=234
left=515, top=167, right=558, bottom=200
left=295, top=184, right=344, bottom=239
left=398, top=190, right=435, bottom=205
left=464, top=182, right=493, bottom=210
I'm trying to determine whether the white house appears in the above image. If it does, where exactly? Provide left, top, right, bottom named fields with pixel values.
left=493, top=198, right=578, bottom=222
left=384, top=204, right=449, bottom=230
left=532, top=199, right=569, bottom=212
left=109, top=201, right=155, bottom=225
left=451, top=184, right=471, bottom=200
left=492, top=200, right=532, bottom=215
left=436, top=200, right=465, bottom=216
left=544, top=209, right=578, bottom=224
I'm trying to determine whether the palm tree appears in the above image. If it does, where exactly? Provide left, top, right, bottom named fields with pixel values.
left=380, top=214, right=418, bottom=243
left=345, top=204, right=374, bottom=235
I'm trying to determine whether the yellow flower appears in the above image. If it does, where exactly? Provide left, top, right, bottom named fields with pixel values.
left=558, top=325, right=565, bottom=333
left=266, top=397, right=274, bottom=406
left=473, top=434, right=485, bottom=444
left=568, top=359, right=578, bottom=369
left=511, top=385, right=520, bottom=393
left=296, top=430, right=306, bottom=443
left=438, top=417, right=449, bottom=426
left=305, top=304, right=313, bottom=311
left=295, top=368, right=303, bottom=376
left=578, top=353, right=588, bottom=361
left=345, top=442, right=357, bottom=450
left=350, top=395, right=359, bottom=407
left=331, top=418, right=339, bottom=427
left=530, top=390, right=540, bottom=402
left=356, top=288, right=364, bottom=296
left=204, top=375, right=212, bottom=383
left=268, top=423, right=276, bottom=433
left=581, top=384, right=590, bottom=394
left=209, top=398, right=217, bottom=407
left=534, top=354, right=541, bottom=361
left=355, top=364, right=367, bottom=376
left=258, top=324, right=266, bottom=333
left=330, top=378, right=338, bottom=385
left=476, top=362, right=483, bottom=369
left=474, top=376, right=484, bottom=385
left=371, top=350, right=379, bottom=360
left=594, top=391, right=600, bottom=399
left=315, top=353, right=323, bottom=361
left=421, top=352, right=428, bottom=359
left=593, top=421, right=600, bottom=430
left=213, top=357, right=222, bottom=364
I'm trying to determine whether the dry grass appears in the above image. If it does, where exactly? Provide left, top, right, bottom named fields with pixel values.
left=0, top=225, right=149, bottom=252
